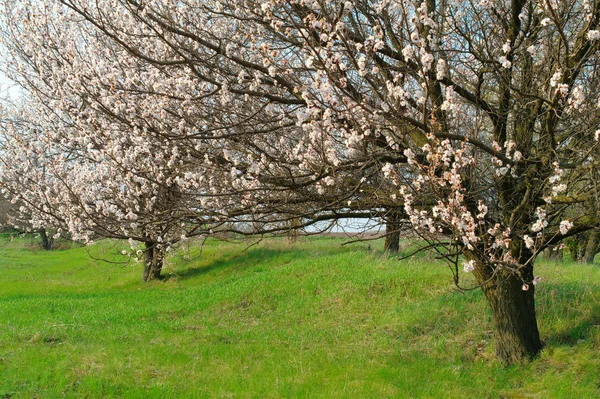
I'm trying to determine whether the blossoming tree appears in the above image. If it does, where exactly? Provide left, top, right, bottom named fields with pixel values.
left=0, top=1, right=263, bottom=280
left=2, top=0, right=600, bottom=364
left=254, top=0, right=600, bottom=364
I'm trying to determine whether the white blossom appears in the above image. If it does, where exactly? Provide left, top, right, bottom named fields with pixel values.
left=559, top=220, right=573, bottom=235
left=587, top=30, right=600, bottom=40
left=436, top=59, right=446, bottom=80
left=463, top=260, right=476, bottom=273
left=523, top=235, right=534, bottom=249
left=499, top=56, right=512, bottom=69
left=550, top=70, right=562, bottom=87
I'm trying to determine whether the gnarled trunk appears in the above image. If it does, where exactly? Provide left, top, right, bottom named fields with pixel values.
left=384, top=211, right=402, bottom=253
left=474, top=261, right=542, bottom=365
left=143, top=241, right=164, bottom=282
left=584, top=230, right=599, bottom=264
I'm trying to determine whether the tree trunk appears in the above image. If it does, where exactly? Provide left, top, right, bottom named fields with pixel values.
left=39, top=228, right=53, bottom=251
left=584, top=230, right=599, bottom=264
left=474, top=264, right=542, bottom=365
left=543, top=245, right=563, bottom=262
left=384, top=211, right=401, bottom=253
left=287, top=217, right=301, bottom=243
left=143, top=241, right=164, bottom=282
left=550, top=247, right=563, bottom=262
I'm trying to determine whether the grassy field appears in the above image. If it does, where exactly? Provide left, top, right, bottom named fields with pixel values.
left=0, top=234, right=599, bottom=398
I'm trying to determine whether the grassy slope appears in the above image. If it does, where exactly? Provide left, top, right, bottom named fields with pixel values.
left=0, top=235, right=599, bottom=398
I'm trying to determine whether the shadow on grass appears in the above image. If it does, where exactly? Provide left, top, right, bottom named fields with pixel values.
left=539, top=281, right=600, bottom=346
left=164, top=247, right=306, bottom=281
left=164, top=237, right=360, bottom=282
left=545, top=310, right=600, bottom=346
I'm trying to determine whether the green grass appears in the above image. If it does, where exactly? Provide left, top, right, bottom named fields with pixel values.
left=0, top=235, right=599, bottom=398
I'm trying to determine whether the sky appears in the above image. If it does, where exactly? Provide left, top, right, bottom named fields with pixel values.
left=0, top=71, right=20, bottom=100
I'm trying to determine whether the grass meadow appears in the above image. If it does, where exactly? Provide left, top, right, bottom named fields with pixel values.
left=0, top=234, right=599, bottom=398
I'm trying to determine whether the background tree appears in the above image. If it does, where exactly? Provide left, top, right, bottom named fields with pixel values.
left=0, top=8, right=254, bottom=280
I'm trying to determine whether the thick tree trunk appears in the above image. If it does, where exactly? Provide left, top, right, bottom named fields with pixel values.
left=384, top=211, right=401, bottom=253
left=584, top=230, right=599, bottom=264
left=39, top=228, right=53, bottom=251
left=474, top=263, right=542, bottom=365
left=143, top=241, right=164, bottom=282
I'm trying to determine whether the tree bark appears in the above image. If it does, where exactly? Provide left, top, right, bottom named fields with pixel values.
left=39, top=228, right=53, bottom=251
left=143, top=241, right=164, bottom=282
left=474, top=263, right=542, bottom=365
left=584, top=230, right=599, bottom=264
left=384, top=211, right=401, bottom=253
left=287, top=217, right=301, bottom=243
